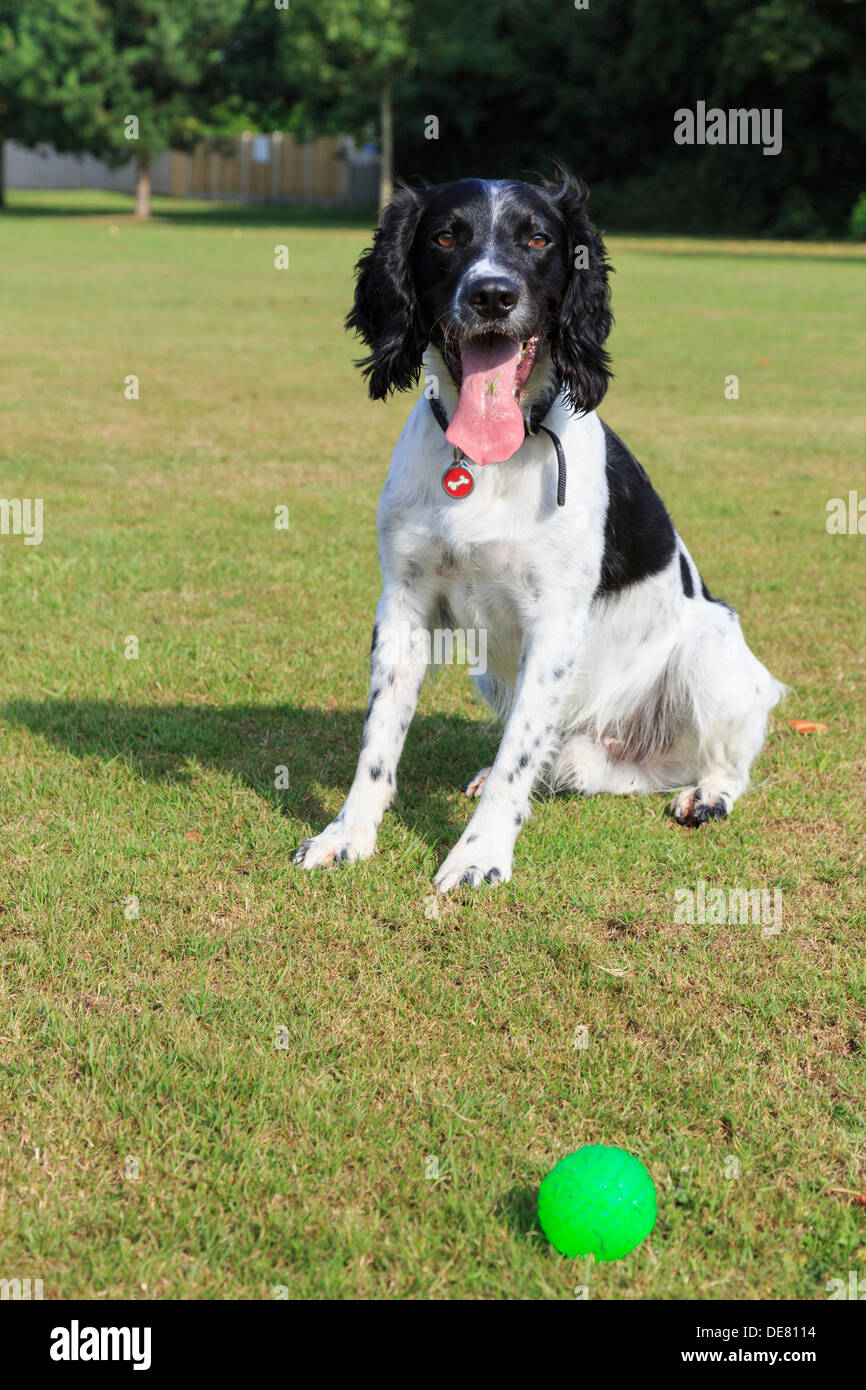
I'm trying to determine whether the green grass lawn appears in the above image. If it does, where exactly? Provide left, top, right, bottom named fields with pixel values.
left=0, top=190, right=864, bottom=1300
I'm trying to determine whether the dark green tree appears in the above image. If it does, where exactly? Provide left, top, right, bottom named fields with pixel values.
left=93, top=0, right=247, bottom=217
left=221, top=0, right=414, bottom=212
left=294, top=0, right=414, bottom=210
left=392, top=0, right=866, bottom=237
left=0, top=0, right=116, bottom=208
left=0, top=0, right=246, bottom=217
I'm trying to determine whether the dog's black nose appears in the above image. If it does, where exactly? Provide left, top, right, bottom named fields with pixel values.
left=464, top=276, right=520, bottom=319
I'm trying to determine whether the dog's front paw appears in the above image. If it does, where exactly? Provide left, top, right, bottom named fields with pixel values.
left=294, top=817, right=378, bottom=870
left=434, top=830, right=513, bottom=894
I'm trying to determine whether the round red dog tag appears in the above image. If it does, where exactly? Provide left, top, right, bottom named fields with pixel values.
left=441, top=462, right=474, bottom=498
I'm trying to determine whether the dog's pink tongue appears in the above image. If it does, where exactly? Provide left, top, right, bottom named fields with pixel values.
left=446, top=337, right=524, bottom=465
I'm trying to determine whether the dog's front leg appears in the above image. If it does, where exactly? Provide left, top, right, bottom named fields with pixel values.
left=434, top=619, right=584, bottom=892
left=295, top=588, right=430, bottom=871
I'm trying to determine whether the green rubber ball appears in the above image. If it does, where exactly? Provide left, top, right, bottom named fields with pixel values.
left=538, top=1145, right=657, bottom=1260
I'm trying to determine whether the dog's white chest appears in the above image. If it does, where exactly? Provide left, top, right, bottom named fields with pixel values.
left=438, top=536, right=537, bottom=619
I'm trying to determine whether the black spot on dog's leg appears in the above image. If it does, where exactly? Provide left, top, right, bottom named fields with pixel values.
left=679, top=551, right=694, bottom=598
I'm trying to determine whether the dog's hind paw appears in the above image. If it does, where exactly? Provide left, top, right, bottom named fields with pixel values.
left=668, top=786, right=731, bottom=827
left=464, top=766, right=491, bottom=797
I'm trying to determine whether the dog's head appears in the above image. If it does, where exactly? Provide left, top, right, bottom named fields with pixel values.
left=347, top=171, right=613, bottom=463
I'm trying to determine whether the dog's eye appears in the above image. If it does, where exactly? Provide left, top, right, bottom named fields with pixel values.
left=435, top=231, right=455, bottom=247
left=528, top=232, right=550, bottom=248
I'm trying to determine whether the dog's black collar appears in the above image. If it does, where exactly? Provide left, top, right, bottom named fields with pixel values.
left=429, top=381, right=567, bottom=507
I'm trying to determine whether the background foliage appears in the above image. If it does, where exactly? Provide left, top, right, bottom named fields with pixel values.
left=2, top=0, right=865, bottom=234
left=386, top=0, right=866, bottom=238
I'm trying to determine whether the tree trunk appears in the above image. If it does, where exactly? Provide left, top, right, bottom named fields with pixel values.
left=135, top=158, right=151, bottom=218
left=0, top=140, right=5, bottom=210
left=378, top=80, right=394, bottom=215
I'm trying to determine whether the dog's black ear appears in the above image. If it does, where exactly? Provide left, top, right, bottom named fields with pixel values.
left=346, top=185, right=429, bottom=399
left=545, top=170, right=613, bottom=414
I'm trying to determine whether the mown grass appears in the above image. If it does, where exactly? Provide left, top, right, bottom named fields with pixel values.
left=0, top=189, right=864, bottom=1300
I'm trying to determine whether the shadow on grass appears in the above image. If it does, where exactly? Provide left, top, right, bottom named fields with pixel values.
left=4, top=197, right=863, bottom=257
left=1, top=200, right=123, bottom=219
left=151, top=201, right=377, bottom=231
left=494, top=1185, right=543, bottom=1242
left=1, top=697, right=500, bottom=853
left=2, top=194, right=375, bottom=231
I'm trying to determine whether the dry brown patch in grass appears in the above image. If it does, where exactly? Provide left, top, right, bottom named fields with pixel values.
left=604, top=916, right=649, bottom=940
left=71, top=992, right=139, bottom=1016
left=787, top=1010, right=863, bottom=1057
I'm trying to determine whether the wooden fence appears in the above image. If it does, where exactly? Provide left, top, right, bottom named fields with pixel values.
left=180, top=133, right=346, bottom=201
left=6, top=133, right=378, bottom=205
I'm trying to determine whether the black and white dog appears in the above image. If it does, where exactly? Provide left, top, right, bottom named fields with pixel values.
left=295, top=172, right=784, bottom=892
